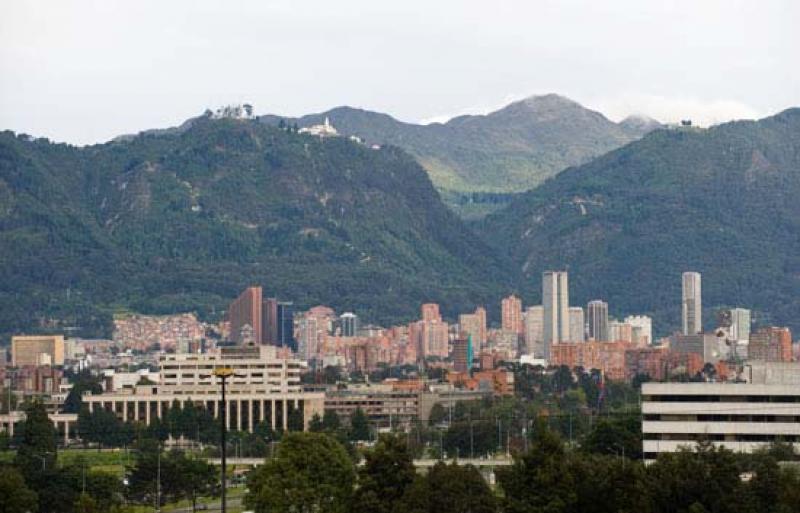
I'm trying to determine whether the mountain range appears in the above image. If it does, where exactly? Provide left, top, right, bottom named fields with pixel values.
left=481, top=108, right=800, bottom=335
left=259, top=94, right=660, bottom=217
left=1, top=101, right=798, bottom=341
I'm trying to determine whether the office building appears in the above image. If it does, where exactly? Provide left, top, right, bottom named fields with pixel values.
left=262, top=297, right=279, bottom=345
left=642, top=366, right=800, bottom=461
left=459, top=307, right=487, bottom=352
left=543, top=271, right=570, bottom=357
left=501, top=295, right=523, bottom=335
left=569, top=307, right=585, bottom=342
left=728, top=308, right=751, bottom=342
left=227, top=286, right=263, bottom=344
left=523, top=306, right=544, bottom=357
left=587, top=300, right=609, bottom=342
left=671, top=333, right=730, bottom=364
left=682, top=272, right=702, bottom=335
left=609, top=320, right=633, bottom=343
left=749, top=327, right=793, bottom=362
left=340, top=312, right=358, bottom=337
left=625, top=315, right=652, bottom=346
left=11, top=335, right=65, bottom=367
left=82, top=346, right=323, bottom=432
left=452, top=336, right=473, bottom=373
left=413, top=304, right=449, bottom=359
left=421, top=303, right=441, bottom=323
left=277, top=301, right=295, bottom=351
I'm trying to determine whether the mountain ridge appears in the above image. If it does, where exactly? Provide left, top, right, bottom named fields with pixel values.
left=0, top=118, right=513, bottom=340
left=480, top=107, right=800, bottom=335
left=257, top=94, right=660, bottom=197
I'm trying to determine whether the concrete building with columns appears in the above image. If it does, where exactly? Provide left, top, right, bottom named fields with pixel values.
left=0, top=411, right=78, bottom=444
left=81, top=346, right=324, bottom=432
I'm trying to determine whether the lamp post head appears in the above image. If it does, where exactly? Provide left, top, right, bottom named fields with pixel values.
left=213, top=368, right=235, bottom=378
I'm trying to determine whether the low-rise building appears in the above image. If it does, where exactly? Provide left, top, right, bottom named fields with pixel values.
left=82, top=346, right=323, bottom=432
left=641, top=363, right=800, bottom=461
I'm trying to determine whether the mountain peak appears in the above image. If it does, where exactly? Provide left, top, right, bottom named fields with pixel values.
left=520, top=93, right=582, bottom=109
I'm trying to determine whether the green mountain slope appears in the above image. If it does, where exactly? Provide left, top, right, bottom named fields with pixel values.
left=260, top=94, right=658, bottom=196
left=0, top=119, right=513, bottom=340
left=481, top=108, right=800, bottom=335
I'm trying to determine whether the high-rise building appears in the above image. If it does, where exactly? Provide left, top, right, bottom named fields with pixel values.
left=262, top=297, right=279, bottom=345
left=524, top=306, right=544, bottom=357
left=227, top=286, right=263, bottom=344
left=749, top=327, right=792, bottom=362
left=459, top=307, right=487, bottom=352
left=340, top=312, right=358, bottom=337
left=452, top=336, right=474, bottom=373
left=729, top=308, right=751, bottom=342
left=543, top=271, right=569, bottom=358
left=421, top=303, right=441, bottom=323
left=609, top=320, right=633, bottom=343
left=587, top=300, right=609, bottom=342
left=277, top=302, right=295, bottom=351
left=625, top=315, right=652, bottom=346
left=501, top=295, right=524, bottom=335
left=11, top=335, right=65, bottom=367
left=682, top=272, right=702, bottom=335
left=569, top=307, right=585, bottom=342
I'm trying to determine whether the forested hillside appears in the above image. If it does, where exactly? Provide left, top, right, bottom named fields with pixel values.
left=0, top=118, right=512, bottom=340
left=482, top=108, right=800, bottom=335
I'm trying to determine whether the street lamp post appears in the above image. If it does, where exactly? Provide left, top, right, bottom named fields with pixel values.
left=213, top=367, right=234, bottom=513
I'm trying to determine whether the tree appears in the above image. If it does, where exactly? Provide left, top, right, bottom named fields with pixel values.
left=322, top=410, right=341, bottom=432
left=581, top=414, right=642, bottom=460
left=394, top=462, right=496, bottom=513
left=646, top=442, right=742, bottom=513
left=308, top=413, right=324, bottom=433
left=74, top=492, right=99, bottom=513
left=351, top=435, right=416, bottom=513
left=244, top=432, right=355, bottom=513
left=570, top=454, right=649, bottom=513
left=497, top=421, right=576, bottom=513
left=288, top=407, right=304, bottom=432
left=428, top=403, right=447, bottom=426
left=443, top=420, right=495, bottom=458
left=0, top=465, right=38, bottom=513
left=63, top=371, right=103, bottom=414
left=14, top=401, right=57, bottom=480
left=173, top=454, right=218, bottom=513
left=349, top=408, right=370, bottom=442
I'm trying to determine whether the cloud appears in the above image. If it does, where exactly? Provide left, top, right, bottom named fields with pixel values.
left=593, top=94, right=765, bottom=127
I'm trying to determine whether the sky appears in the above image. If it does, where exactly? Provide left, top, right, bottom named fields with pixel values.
left=1, top=0, right=798, bottom=145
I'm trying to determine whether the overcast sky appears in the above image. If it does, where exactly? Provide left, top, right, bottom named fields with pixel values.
left=1, top=0, right=798, bottom=145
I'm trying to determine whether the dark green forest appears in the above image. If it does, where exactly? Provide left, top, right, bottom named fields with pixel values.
left=0, top=118, right=512, bottom=341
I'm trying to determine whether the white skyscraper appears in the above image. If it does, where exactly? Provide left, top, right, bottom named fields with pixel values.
left=543, top=271, right=569, bottom=358
left=523, top=305, right=544, bottom=357
left=728, top=308, right=751, bottom=342
left=587, top=300, right=609, bottom=341
left=569, top=307, right=585, bottom=342
left=682, top=272, right=702, bottom=335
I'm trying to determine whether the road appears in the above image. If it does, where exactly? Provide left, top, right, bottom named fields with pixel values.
left=166, top=496, right=244, bottom=513
left=208, top=456, right=514, bottom=468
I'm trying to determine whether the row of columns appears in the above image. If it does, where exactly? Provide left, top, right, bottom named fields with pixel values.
left=88, top=397, right=302, bottom=433
left=0, top=417, right=74, bottom=444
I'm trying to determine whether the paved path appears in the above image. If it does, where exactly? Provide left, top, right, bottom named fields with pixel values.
left=207, top=456, right=514, bottom=468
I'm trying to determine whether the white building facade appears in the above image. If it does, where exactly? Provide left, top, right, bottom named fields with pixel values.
left=642, top=378, right=800, bottom=462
